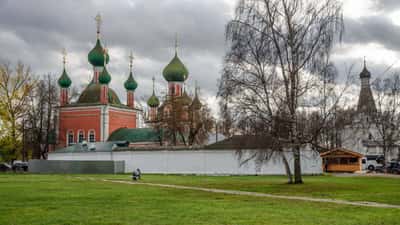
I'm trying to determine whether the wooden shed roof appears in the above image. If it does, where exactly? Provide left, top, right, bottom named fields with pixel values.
left=320, top=148, right=364, bottom=158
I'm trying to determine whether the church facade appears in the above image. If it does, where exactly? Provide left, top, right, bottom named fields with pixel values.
left=56, top=14, right=202, bottom=148
left=56, top=15, right=139, bottom=148
left=341, top=61, right=399, bottom=160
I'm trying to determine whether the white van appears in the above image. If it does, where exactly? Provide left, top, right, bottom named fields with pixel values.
left=361, top=155, right=384, bottom=171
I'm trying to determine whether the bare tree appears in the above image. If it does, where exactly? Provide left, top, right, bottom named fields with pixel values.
left=24, top=74, right=58, bottom=159
left=157, top=95, right=188, bottom=146
left=188, top=104, right=214, bottom=146
left=152, top=93, right=213, bottom=146
left=220, top=0, right=344, bottom=183
left=371, top=75, right=400, bottom=166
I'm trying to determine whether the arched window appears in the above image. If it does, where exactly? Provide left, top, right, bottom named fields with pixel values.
left=88, top=130, right=95, bottom=143
left=67, top=130, right=74, bottom=146
left=78, top=130, right=85, bottom=143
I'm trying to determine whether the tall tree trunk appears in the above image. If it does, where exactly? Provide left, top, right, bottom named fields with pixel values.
left=281, top=152, right=293, bottom=184
left=21, top=120, right=27, bottom=161
left=383, top=144, right=387, bottom=172
left=293, top=145, right=303, bottom=184
left=44, top=96, right=52, bottom=159
left=179, top=130, right=187, bottom=146
left=10, top=116, right=17, bottom=161
left=33, top=104, right=44, bottom=159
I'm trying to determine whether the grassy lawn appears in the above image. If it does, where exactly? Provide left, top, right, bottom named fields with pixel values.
left=0, top=174, right=399, bottom=225
left=99, top=174, right=400, bottom=205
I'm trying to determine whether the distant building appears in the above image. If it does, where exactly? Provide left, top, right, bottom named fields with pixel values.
left=341, top=60, right=399, bottom=160
left=143, top=38, right=203, bottom=146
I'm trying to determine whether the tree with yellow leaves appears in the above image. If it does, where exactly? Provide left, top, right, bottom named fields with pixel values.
left=0, top=63, right=35, bottom=162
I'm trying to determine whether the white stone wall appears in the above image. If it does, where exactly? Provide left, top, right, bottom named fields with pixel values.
left=48, top=149, right=322, bottom=175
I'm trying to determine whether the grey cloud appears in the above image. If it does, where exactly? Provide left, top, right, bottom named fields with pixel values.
left=0, top=0, right=231, bottom=105
left=343, top=16, right=400, bottom=52
left=3, top=0, right=400, bottom=112
left=377, top=0, right=400, bottom=13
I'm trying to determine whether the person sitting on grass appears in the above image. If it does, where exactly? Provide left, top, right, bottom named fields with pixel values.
left=132, top=168, right=141, bottom=181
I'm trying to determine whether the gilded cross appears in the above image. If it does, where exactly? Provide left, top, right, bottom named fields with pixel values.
left=129, top=51, right=134, bottom=72
left=62, top=48, right=67, bottom=67
left=175, top=33, right=178, bottom=52
left=95, top=13, right=102, bottom=38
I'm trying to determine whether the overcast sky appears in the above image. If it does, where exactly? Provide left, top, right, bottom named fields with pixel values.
left=1, top=0, right=400, bottom=115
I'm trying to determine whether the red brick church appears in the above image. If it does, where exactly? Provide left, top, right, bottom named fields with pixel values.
left=56, top=14, right=139, bottom=147
left=56, top=14, right=203, bottom=148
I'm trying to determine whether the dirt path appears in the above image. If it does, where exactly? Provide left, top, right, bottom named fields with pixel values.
left=332, top=173, right=400, bottom=178
left=84, top=178, right=400, bottom=209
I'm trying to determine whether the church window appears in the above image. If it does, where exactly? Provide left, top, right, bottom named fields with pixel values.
left=88, top=130, right=95, bottom=143
left=67, top=130, right=74, bottom=146
left=78, top=130, right=85, bottom=143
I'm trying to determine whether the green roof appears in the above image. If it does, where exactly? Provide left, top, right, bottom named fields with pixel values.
left=58, top=68, right=72, bottom=88
left=88, top=39, right=110, bottom=67
left=77, top=83, right=121, bottom=105
left=108, top=128, right=161, bottom=143
left=99, top=66, right=111, bottom=84
left=162, top=52, right=188, bottom=82
left=124, top=71, right=138, bottom=91
left=147, top=92, right=160, bottom=107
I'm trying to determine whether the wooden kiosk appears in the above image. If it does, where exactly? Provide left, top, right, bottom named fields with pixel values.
left=320, top=148, right=363, bottom=172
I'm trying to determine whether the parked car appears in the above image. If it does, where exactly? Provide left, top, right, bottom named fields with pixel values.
left=387, top=162, right=400, bottom=174
left=374, top=165, right=385, bottom=173
left=12, top=161, right=28, bottom=172
left=0, top=163, right=12, bottom=172
left=362, top=155, right=384, bottom=171
left=374, top=162, right=400, bottom=174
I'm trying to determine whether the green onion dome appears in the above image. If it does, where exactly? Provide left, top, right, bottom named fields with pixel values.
left=162, top=53, right=189, bottom=82
left=99, top=67, right=111, bottom=84
left=58, top=68, right=72, bottom=88
left=124, top=71, right=138, bottom=91
left=88, top=39, right=110, bottom=66
left=147, top=92, right=160, bottom=108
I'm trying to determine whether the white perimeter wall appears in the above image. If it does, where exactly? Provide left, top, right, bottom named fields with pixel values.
left=48, top=149, right=322, bottom=175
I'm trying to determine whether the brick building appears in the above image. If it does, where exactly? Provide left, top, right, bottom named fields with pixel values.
left=55, top=14, right=204, bottom=148
left=143, top=37, right=203, bottom=146
left=56, top=14, right=139, bottom=148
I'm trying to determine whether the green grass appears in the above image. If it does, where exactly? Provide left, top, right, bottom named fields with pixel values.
left=98, top=174, right=400, bottom=205
left=0, top=174, right=399, bottom=225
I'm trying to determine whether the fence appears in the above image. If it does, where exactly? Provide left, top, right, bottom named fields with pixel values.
left=48, top=149, right=322, bottom=175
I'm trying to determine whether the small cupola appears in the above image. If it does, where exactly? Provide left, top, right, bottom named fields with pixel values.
left=58, top=48, right=72, bottom=88
left=124, top=52, right=138, bottom=91
left=98, top=49, right=111, bottom=85
left=147, top=77, right=160, bottom=107
left=360, top=59, right=371, bottom=79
